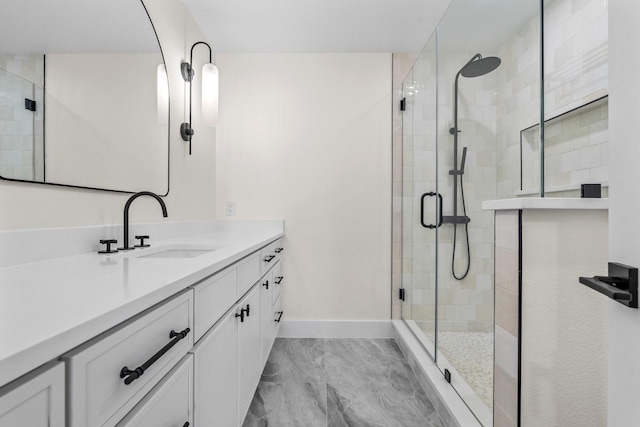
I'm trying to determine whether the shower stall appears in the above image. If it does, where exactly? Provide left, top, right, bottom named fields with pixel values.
left=397, top=0, right=609, bottom=424
left=398, top=1, right=542, bottom=425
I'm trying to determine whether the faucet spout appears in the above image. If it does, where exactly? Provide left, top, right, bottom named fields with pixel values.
left=120, top=191, right=168, bottom=251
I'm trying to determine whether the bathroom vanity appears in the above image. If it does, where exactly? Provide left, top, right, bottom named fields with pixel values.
left=0, top=220, right=284, bottom=426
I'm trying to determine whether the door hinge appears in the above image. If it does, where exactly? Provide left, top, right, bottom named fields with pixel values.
left=400, top=97, right=406, bottom=111
left=24, top=98, right=36, bottom=112
left=444, top=369, right=452, bottom=383
left=399, top=288, right=405, bottom=301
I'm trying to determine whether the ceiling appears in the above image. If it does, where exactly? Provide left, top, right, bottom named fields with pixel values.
left=181, top=0, right=453, bottom=53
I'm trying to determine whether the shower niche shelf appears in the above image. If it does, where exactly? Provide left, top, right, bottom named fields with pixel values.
left=579, top=262, right=638, bottom=308
left=519, top=95, right=608, bottom=195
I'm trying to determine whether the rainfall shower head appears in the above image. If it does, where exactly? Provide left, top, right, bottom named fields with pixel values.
left=458, top=54, right=501, bottom=78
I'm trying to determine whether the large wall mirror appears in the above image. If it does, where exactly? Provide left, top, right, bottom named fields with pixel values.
left=0, top=0, right=169, bottom=194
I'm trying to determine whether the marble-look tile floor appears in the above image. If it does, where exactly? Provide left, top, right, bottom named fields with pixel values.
left=243, top=338, right=445, bottom=427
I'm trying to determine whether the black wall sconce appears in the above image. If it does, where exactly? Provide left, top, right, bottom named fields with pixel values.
left=180, top=41, right=218, bottom=155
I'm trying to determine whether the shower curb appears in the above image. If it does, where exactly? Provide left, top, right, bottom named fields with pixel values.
left=392, top=320, right=482, bottom=427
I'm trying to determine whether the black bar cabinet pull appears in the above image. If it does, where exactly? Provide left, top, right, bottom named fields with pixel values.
left=420, top=192, right=443, bottom=229
left=275, top=311, right=284, bottom=323
left=262, top=280, right=269, bottom=289
left=235, top=310, right=245, bottom=322
left=264, top=255, right=275, bottom=263
left=120, top=327, right=190, bottom=385
left=274, top=276, right=283, bottom=284
left=274, top=247, right=284, bottom=253
left=244, top=304, right=251, bottom=317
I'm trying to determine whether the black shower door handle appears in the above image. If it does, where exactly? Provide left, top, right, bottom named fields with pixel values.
left=420, top=192, right=443, bottom=229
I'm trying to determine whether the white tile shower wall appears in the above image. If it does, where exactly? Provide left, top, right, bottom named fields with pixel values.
left=400, top=48, right=496, bottom=333
left=521, top=100, right=608, bottom=194
left=496, top=0, right=608, bottom=199
left=436, top=52, right=497, bottom=333
left=0, top=54, right=44, bottom=181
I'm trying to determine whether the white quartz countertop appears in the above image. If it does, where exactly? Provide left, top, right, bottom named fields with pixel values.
left=0, top=220, right=283, bottom=387
left=482, top=197, right=609, bottom=211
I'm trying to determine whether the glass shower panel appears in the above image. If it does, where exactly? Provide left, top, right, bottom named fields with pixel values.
left=401, top=68, right=415, bottom=323
left=400, top=34, right=438, bottom=358
left=434, top=0, right=540, bottom=424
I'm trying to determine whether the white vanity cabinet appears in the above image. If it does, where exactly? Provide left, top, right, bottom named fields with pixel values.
left=237, top=285, right=262, bottom=422
left=191, top=284, right=262, bottom=427
left=63, top=289, right=194, bottom=427
left=0, top=361, right=65, bottom=427
left=0, top=230, right=284, bottom=427
left=191, top=239, right=285, bottom=426
left=191, top=306, right=239, bottom=426
left=259, top=268, right=275, bottom=367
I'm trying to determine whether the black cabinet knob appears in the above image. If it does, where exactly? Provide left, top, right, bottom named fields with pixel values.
left=134, top=235, right=150, bottom=248
left=98, top=239, right=118, bottom=254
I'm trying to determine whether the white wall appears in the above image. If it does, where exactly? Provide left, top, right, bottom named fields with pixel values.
left=45, top=54, right=166, bottom=193
left=215, top=54, right=392, bottom=320
left=0, top=0, right=216, bottom=230
left=608, top=2, right=640, bottom=425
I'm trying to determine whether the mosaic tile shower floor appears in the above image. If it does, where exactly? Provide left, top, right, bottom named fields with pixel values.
left=425, top=331, right=493, bottom=407
left=242, top=338, right=445, bottom=427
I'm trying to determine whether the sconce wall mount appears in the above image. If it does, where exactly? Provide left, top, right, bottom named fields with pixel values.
left=181, top=41, right=218, bottom=155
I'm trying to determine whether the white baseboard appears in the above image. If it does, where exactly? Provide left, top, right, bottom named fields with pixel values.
left=277, top=320, right=394, bottom=338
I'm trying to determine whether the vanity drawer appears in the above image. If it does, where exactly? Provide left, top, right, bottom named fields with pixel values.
left=116, top=354, right=193, bottom=427
left=261, top=239, right=283, bottom=274
left=0, top=361, right=65, bottom=427
left=273, top=293, right=284, bottom=336
left=238, top=252, right=260, bottom=296
left=272, top=261, right=283, bottom=304
left=192, top=266, right=238, bottom=341
left=63, top=289, right=194, bottom=427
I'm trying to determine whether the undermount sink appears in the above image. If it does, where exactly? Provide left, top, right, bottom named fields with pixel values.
left=130, top=244, right=224, bottom=259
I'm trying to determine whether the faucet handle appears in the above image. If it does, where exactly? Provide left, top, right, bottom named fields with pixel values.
left=134, top=235, right=150, bottom=248
left=98, top=239, right=118, bottom=254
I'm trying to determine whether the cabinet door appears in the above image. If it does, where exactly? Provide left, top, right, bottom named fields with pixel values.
left=0, top=361, right=64, bottom=427
left=273, top=293, right=283, bottom=337
left=237, top=286, right=261, bottom=424
left=259, top=269, right=274, bottom=370
left=191, top=307, right=240, bottom=427
left=116, top=355, right=193, bottom=427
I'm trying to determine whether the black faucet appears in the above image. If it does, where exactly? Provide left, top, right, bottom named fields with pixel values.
left=119, top=191, right=168, bottom=251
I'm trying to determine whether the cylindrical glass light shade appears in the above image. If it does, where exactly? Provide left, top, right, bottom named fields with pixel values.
left=201, top=63, right=218, bottom=126
left=156, top=64, right=169, bottom=125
